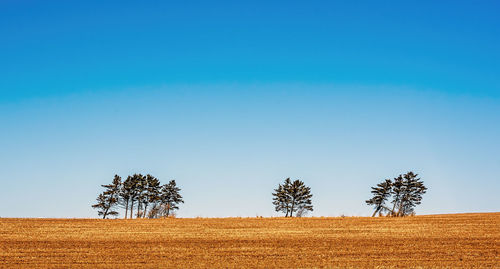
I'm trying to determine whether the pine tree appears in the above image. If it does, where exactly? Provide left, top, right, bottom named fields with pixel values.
left=133, top=174, right=147, bottom=218
left=398, top=172, right=427, bottom=216
left=365, top=179, right=392, bottom=217
left=272, top=178, right=313, bottom=217
left=142, top=174, right=161, bottom=218
left=288, top=179, right=313, bottom=217
left=366, top=172, right=427, bottom=217
left=390, top=175, right=404, bottom=216
left=272, top=178, right=292, bottom=217
left=119, top=175, right=134, bottom=219
left=124, top=174, right=143, bottom=219
left=159, top=180, right=184, bottom=217
left=92, top=175, right=121, bottom=219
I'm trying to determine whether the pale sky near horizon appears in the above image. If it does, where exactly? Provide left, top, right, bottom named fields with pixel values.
left=1, top=1, right=499, bottom=217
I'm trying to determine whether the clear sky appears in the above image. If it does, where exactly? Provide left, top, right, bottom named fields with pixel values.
left=1, top=1, right=499, bottom=218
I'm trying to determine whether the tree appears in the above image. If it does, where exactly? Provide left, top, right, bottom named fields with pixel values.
left=159, top=180, right=184, bottom=217
left=272, top=178, right=313, bottom=217
left=141, top=174, right=161, bottom=218
left=390, top=175, right=404, bottom=217
left=119, top=175, right=134, bottom=219
left=133, top=174, right=147, bottom=218
left=123, top=174, right=144, bottom=219
left=272, top=178, right=292, bottom=217
left=92, top=175, right=121, bottom=219
left=366, top=172, right=427, bottom=217
left=97, top=173, right=184, bottom=219
left=365, top=179, right=392, bottom=217
left=398, top=172, right=427, bottom=217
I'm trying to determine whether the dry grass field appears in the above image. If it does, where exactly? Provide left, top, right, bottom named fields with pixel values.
left=0, top=213, right=499, bottom=268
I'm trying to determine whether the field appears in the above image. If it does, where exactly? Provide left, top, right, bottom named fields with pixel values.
left=0, top=213, right=499, bottom=268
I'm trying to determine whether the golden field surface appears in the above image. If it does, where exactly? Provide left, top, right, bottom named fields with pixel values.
left=0, top=213, right=499, bottom=268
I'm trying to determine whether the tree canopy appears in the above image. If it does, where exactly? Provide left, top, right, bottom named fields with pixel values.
left=366, top=172, right=427, bottom=217
left=91, top=175, right=121, bottom=219
left=272, top=178, right=313, bottom=217
left=93, top=174, right=184, bottom=219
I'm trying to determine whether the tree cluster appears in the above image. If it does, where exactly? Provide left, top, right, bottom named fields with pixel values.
left=366, top=171, right=427, bottom=217
left=272, top=178, right=313, bottom=217
left=93, top=172, right=427, bottom=219
left=92, top=174, right=183, bottom=219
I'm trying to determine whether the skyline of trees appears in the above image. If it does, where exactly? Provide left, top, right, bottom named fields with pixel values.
left=92, top=174, right=184, bottom=219
left=366, top=171, right=427, bottom=217
left=93, top=172, right=427, bottom=218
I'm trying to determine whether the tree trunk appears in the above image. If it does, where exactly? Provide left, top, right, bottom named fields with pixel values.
left=103, top=207, right=109, bottom=219
left=166, top=203, right=171, bottom=217
left=137, top=201, right=141, bottom=218
left=143, top=203, right=149, bottom=218
left=149, top=204, right=157, bottom=218
left=290, top=199, right=295, bottom=217
left=124, top=199, right=129, bottom=219
left=130, top=200, right=134, bottom=219
left=398, top=199, right=404, bottom=217
left=391, top=199, right=398, bottom=217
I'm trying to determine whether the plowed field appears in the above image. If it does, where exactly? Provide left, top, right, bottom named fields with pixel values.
left=1, top=213, right=499, bottom=268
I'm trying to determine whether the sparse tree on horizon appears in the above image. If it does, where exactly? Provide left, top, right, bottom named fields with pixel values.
left=118, top=174, right=144, bottom=219
left=272, top=178, right=313, bottom=217
left=365, top=179, right=392, bottom=217
left=397, top=172, right=427, bottom=217
left=390, top=175, right=404, bottom=216
left=366, top=171, right=427, bottom=217
left=159, top=180, right=184, bottom=217
left=92, top=175, right=121, bottom=219
left=134, top=174, right=147, bottom=218
left=141, top=174, right=161, bottom=218
left=272, top=178, right=292, bottom=217
left=119, top=175, right=133, bottom=219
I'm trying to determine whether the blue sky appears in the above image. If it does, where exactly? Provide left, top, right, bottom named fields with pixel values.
left=1, top=1, right=499, bottom=217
